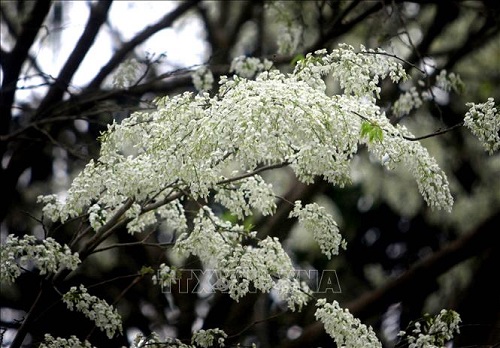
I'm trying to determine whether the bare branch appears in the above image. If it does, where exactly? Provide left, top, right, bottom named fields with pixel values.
left=217, top=162, right=290, bottom=185
left=35, top=1, right=114, bottom=120
left=86, top=0, right=201, bottom=90
left=402, top=122, right=464, bottom=141
left=92, top=240, right=174, bottom=254
left=0, top=0, right=52, bottom=142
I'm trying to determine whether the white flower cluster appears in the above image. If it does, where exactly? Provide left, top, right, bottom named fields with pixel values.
left=215, top=175, right=276, bottom=219
left=126, top=200, right=188, bottom=234
left=229, top=56, right=273, bottom=79
left=393, top=86, right=423, bottom=118
left=175, top=206, right=308, bottom=308
left=362, top=116, right=454, bottom=212
left=132, top=332, right=190, bottom=348
left=294, top=44, right=408, bottom=96
left=435, top=69, right=464, bottom=94
left=289, top=201, right=346, bottom=259
left=131, top=329, right=231, bottom=348
left=39, top=334, right=95, bottom=348
left=0, top=234, right=80, bottom=284
left=39, top=44, right=453, bottom=235
left=37, top=45, right=460, bottom=333
left=398, top=309, right=461, bottom=348
left=274, top=278, right=311, bottom=312
left=192, top=66, right=214, bottom=92
left=392, top=70, right=464, bottom=119
left=112, top=58, right=141, bottom=89
left=152, top=263, right=178, bottom=288
left=266, top=1, right=303, bottom=54
left=315, top=299, right=382, bottom=347
left=191, top=328, right=228, bottom=348
left=63, top=285, right=123, bottom=339
left=464, top=97, right=499, bottom=154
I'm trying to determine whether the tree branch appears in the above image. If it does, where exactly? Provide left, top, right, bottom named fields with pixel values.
left=35, top=0, right=113, bottom=120
left=309, top=1, right=383, bottom=53
left=86, top=0, right=201, bottom=90
left=217, top=162, right=290, bottom=185
left=402, top=122, right=464, bottom=141
left=0, top=0, right=52, bottom=142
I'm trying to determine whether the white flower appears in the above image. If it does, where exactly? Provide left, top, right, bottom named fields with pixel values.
left=192, top=66, right=214, bottom=92
left=230, top=56, right=273, bottom=79
left=315, top=299, right=382, bottom=347
left=63, top=285, right=123, bottom=339
left=266, top=1, right=303, bottom=54
left=435, top=69, right=464, bottom=94
left=464, top=97, right=499, bottom=154
left=112, top=58, right=142, bottom=89
left=289, top=201, right=346, bottom=259
left=215, top=175, right=276, bottom=219
left=0, top=235, right=80, bottom=284
left=131, top=332, right=192, bottom=348
left=398, top=309, right=461, bottom=348
left=393, top=86, right=423, bottom=118
left=39, top=334, right=95, bottom=348
left=152, top=263, right=178, bottom=288
left=191, top=328, right=228, bottom=348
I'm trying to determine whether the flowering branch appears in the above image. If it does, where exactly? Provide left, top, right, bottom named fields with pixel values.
left=402, top=122, right=464, bottom=141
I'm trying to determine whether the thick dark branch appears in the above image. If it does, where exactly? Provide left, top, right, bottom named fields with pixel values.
left=35, top=0, right=113, bottom=120
left=404, top=2, right=460, bottom=66
left=0, top=0, right=52, bottom=137
left=227, top=1, right=258, bottom=50
left=443, top=14, right=500, bottom=71
left=196, top=4, right=218, bottom=55
left=281, top=212, right=500, bottom=348
left=86, top=0, right=201, bottom=90
left=309, top=1, right=383, bottom=53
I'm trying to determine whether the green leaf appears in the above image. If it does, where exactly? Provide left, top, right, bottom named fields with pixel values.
left=140, top=266, right=154, bottom=276
left=360, top=121, right=383, bottom=143
left=291, top=53, right=305, bottom=66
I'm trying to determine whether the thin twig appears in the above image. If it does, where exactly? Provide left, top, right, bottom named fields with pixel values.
left=402, top=122, right=464, bottom=141
left=217, top=162, right=290, bottom=185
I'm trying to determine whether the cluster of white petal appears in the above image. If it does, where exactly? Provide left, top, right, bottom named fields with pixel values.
left=112, top=58, right=142, bottom=89
left=294, top=45, right=408, bottom=97
left=39, top=334, right=95, bottom=348
left=266, top=1, right=303, bottom=55
left=175, top=206, right=306, bottom=306
left=63, top=285, right=123, bottom=339
left=289, top=201, right=346, bottom=259
left=464, top=98, right=499, bottom=155
left=36, top=45, right=462, bottom=344
left=230, top=56, right=273, bottom=79
left=132, top=332, right=188, bottom=348
left=191, top=328, right=228, bottom=348
left=393, top=87, right=423, bottom=118
left=274, top=278, right=311, bottom=312
left=39, top=45, right=453, bottom=233
left=215, top=175, right=276, bottom=219
left=398, top=309, right=461, bottom=348
left=315, top=299, right=382, bottom=347
left=435, top=70, right=464, bottom=94
left=0, top=235, right=80, bottom=284
left=361, top=116, right=454, bottom=212
left=192, top=66, right=214, bottom=92
left=152, top=263, right=178, bottom=288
